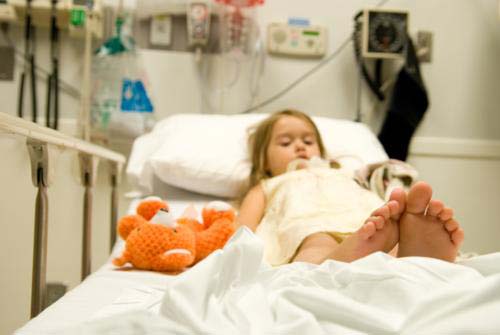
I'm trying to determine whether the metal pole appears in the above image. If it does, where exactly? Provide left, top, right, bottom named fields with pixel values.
left=80, top=7, right=93, bottom=141
left=79, top=154, right=99, bottom=280
left=82, top=176, right=93, bottom=280
left=355, top=67, right=363, bottom=123
left=109, top=162, right=122, bottom=252
left=31, top=168, right=48, bottom=318
left=110, top=174, right=117, bottom=252
left=27, top=141, right=54, bottom=318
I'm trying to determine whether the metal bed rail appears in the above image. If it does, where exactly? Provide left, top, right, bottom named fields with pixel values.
left=0, top=112, right=126, bottom=318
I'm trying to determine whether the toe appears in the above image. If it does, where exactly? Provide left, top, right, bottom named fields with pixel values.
left=389, top=188, right=406, bottom=218
left=360, top=222, right=376, bottom=240
left=427, top=199, right=444, bottom=217
left=439, top=207, right=454, bottom=221
left=372, top=205, right=390, bottom=221
left=386, top=200, right=400, bottom=220
left=365, top=216, right=384, bottom=229
left=451, top=228, right=465, bottom=247
left=406, top=181, right=433, bottom=215
left=444, top=219, right=459, bottom=232
left=372, top=216, right=385, bottom=230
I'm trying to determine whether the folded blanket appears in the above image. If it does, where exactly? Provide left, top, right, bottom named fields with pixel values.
left=354, top=159, right=418, bottom=201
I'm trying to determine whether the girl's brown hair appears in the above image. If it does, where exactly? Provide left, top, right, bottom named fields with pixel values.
left=246, top=109, right=327, bottom=191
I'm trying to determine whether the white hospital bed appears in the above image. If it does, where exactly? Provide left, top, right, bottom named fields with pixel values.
left=17, top=195, right=500, bottom=334
left=14, top=113, right=500, bottom=334
left=16, top=187, right=214, bottom=335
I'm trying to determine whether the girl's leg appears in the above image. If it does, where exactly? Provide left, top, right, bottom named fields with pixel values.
left=292, top=193, right=404, bottom=265
left=292, top=232, right=339, bottom=264
left=327, top=199, right=403, bottom=263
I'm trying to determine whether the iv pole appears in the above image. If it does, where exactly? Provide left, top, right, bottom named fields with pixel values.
left=80, top=1, right=94, bottom=141
left=46, top=0, right=60, bottom=130
left=18, top=0, right=38, bottom=123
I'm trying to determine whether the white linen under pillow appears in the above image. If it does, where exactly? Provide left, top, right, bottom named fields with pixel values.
left=127, top=113, right=388, bottom=198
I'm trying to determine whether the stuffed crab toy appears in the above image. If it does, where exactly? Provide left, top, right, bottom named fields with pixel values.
left=112, top=197, right=236, bottom=272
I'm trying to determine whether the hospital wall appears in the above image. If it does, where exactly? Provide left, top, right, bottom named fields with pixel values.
left=1, top=0, right=500, bottom=334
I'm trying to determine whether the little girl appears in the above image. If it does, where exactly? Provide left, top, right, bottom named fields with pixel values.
left=238, top=109, right=464, bottom=266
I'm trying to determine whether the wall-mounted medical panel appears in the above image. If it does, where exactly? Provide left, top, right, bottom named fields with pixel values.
left=267, top=22, right=327, bottom=58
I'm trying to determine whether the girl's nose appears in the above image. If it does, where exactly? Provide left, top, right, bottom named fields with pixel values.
left=295, top=141, right=306, bottom=151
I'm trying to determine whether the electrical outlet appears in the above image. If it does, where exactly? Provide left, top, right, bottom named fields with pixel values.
left=416, top=30, right=433, bottom=63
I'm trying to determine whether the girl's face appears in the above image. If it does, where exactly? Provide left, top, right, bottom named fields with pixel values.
left=266, top=115, right=321, bottom=177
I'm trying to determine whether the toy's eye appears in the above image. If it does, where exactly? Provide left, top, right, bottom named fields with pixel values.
left=173, top=228, right=177, bottom=233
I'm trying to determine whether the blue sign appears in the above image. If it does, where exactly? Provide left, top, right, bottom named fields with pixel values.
left=120, top=79, right=154, bottom=113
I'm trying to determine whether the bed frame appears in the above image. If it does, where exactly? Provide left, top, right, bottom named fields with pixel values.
left=0, top=112, right=125, bottom=319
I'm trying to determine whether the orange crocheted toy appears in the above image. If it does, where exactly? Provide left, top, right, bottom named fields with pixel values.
left=112, top=197, right=236, bottom=272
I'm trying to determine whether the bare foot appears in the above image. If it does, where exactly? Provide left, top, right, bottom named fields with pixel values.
left=328, top=192, right=404, bottom=262
left=397, top=181, right=465, bottom=262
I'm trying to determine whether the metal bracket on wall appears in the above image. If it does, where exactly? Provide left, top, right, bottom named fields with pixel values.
left=109, top=160, right=122, bottom=186
left=27, top=139, right=58, bottom=188
left=79, top=152, right=99, bottom=187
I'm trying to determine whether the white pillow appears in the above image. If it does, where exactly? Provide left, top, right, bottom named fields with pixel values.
left=126, top=113, right=388, bottom=198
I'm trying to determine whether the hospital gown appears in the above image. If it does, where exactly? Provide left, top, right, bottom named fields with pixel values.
left=256, top=167, right=384, bottom=266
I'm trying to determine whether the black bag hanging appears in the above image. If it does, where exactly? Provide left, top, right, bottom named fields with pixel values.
left=378, top=37, right=429, bottom=161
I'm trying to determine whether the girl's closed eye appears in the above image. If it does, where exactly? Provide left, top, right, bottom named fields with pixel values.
left=303, top=137, right=316, bottom=145
left=278, top=136, right=292, bottom=146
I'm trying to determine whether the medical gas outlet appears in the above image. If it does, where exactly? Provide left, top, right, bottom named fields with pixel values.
left=267, top=22, right=327, bottom=58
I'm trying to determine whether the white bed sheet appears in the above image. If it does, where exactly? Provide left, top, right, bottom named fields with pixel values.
left=16, top=185, right=500, bottom=335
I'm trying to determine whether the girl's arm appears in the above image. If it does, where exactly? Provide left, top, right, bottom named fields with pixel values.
left=237, top=184, right=266, bottom=232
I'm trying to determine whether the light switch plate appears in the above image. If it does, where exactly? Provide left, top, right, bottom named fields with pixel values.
left=150, top=15, right=172, bottom=46
left=416, top=30, right=433, bottom=63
